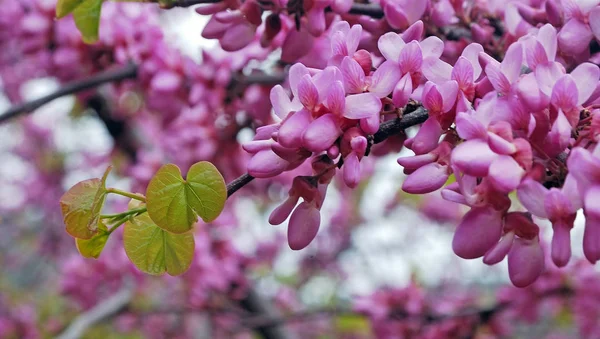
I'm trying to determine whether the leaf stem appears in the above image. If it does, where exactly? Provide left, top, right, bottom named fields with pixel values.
left=106, top=188, right=147, bottom=202
left=100, top=206, right=147, bottom=220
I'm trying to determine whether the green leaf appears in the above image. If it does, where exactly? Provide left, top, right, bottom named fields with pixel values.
left=335, top=314, right=371, bottom=335
left=60, top=166, right=111, bottom=239
left=56, top=0, right=82, bottom=18
left=146, top=162, right=227, bottom=234
left=73, top=0, right=103, bottom=44
left=124, top=203, right=195, bottom=276
left=76, top=221, right=110, bottom=259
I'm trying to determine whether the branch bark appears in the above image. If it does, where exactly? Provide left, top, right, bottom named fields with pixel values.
left=56, top=282, right=135, bottom=339
left=0, top=62, right=138, bottom=124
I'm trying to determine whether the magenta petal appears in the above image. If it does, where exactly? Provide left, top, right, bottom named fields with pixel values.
left=570, top=62, right=600, bottom=105
left=247, top=150, right=289, bottom=178
left=378, top=32, right=405, bottom=62
left=341, top=56, right=366, bottom=94
left=538, top=23, right=557, bottom=61
left=551, top=221, right=572, bottom=267
left=517, top=178, right=548, bottom=218
left=325, top=80, right=346, bottom=115
left=422, top=83, right=443, bottom=113
left=544, top=188, right=574, bottom=222
left=535, top=62, right=564, bottom=97
left=485, top=63, right=512, bottom=95
left=360, top=114, right=380, bottom=134
left=525, top=41, right=549, bottom=70
left=558, top=18, right=593, bottom=55
left=422, top=57, right=453, bottom=83
left=544, top=111, right=572, bottom=157
left=392, top=73, right=413, bottom=107
left=488, top=132, right=517, bottom=155
left=383, top=3, right=409, bottom=30
left=402, top=163, right=449, bottom=194
left=451, top=139, right=498, bottom=177
left=220, top=22, right=256, bottom=51
left=516, top=73, right=549, bottom=112
left=401, top=20, right=424, bottom=43
left=369, top=60, right=401, bottom=98
left=343, top=152, right=361, bottom=188
left=202, top=16, right=229, bottom=39
left=397, top=153, right=436, bottom=169
left=297, top=74, right=319, bottom=109
left=452, top=206, right=503, bottom=259
left=439, top=80, right=459, bottom=112
left=452, top=57, right=475, bottom=90
left=312, top=66, right=344, bottom=101
left=590, top=7, right=600, bottom=42
left=270, top=85, right=292, bottom=118
left=508, top=237, right=545, bottom=287
left=279, top=109, right=311, bottom=148
left=287, top=202, right=321, bottom=250
left=585, top=215, right=600, bottom=264
left=398, top=41, right=423, bottom=74
left=411, top=118, right=442, bottom=154
left=488, top=156, right=525, bottom=193
left=289, top=63, right=310, bottom=98
left=551, top=75, right=578, bottom=112
left=151, top=70, right=182, bottom=92
left=281, top=29, right=315, bottom=64
left=455, top=111, right=487, bottom=140
left=346, top=24, right=362, bottom=55
left=302, top=114, right=342, bottom=152
left=483, top=231, right=515, bottom=265
left=343, top=93, right=382, bottom=119
left=269, top=195, right=300, bottom=225
left=501, top=43, right=523, bottom=83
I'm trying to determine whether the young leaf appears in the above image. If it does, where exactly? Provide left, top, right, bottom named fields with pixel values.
left=76, top=221, right=110, bottom=259
left=60, top=166, right=111, bottom=239
left=56, top=0, right=83, bottom=18
left=146, top=162, right=227, bottom=234
left=73, top=0, right=103, bottom=44
left=124, top=204, right=195, bottom=276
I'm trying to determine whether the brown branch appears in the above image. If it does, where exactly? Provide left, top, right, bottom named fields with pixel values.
left=0, top=62, right=138, bottom=124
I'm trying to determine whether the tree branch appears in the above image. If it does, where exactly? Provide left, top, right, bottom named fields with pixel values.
left=0, top=62, right=138, bottom=124
left=373, top=106, right=429, bottom=144
left=227, top=173, right=255, bottom=198
left=347, top=3, right=384, bottom=18
left=237, top=288, right=290, bottom=339
left=56, top=281, right=135, bottom=339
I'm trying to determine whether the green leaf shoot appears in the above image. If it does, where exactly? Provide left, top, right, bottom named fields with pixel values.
left=146, top=162, right=227, bottom=234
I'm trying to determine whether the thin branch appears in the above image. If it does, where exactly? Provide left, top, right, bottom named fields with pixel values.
left=227, top=173, right=255, bottom=198
left=347, top=3, right=384, bottom=18
left=237, top=288, right=290, bottom=339
left=0, top=62, right=138, bottom=124
left=56, top=281, right=135, bottom=339
left=373, top=106, right=429, bottom=144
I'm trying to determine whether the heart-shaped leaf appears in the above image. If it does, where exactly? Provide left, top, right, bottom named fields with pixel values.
left=60, top=166, right=111, bottom=239
left=56, top=0, right=82, bottom=18
left=124, top=203, right=195, bottom=276
left=146, top=162, right=227, bottom=234
left=55, top=0, right=103, bottom=43
left=76, top=221, right=110, bottom=259
left=73, top=0, right=103, bottom=44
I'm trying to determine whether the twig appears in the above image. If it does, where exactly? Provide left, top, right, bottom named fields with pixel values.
left=227, top=173, right=255, bottom=198
left=347, top=3, right=384, bottom=18
left=0, top=62, right=138, bottom=124
left=373, top=106, right=429, bottom=144
left=56, top=281, right=135, bottom=339
left=237, top=288, right=290, bottom=339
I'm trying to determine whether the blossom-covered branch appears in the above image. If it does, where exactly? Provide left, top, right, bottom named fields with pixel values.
left=0, top=62, right=139, bottom=124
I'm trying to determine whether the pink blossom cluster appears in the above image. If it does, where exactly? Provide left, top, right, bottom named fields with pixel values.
left=241, top=1, right=600, bottom=287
